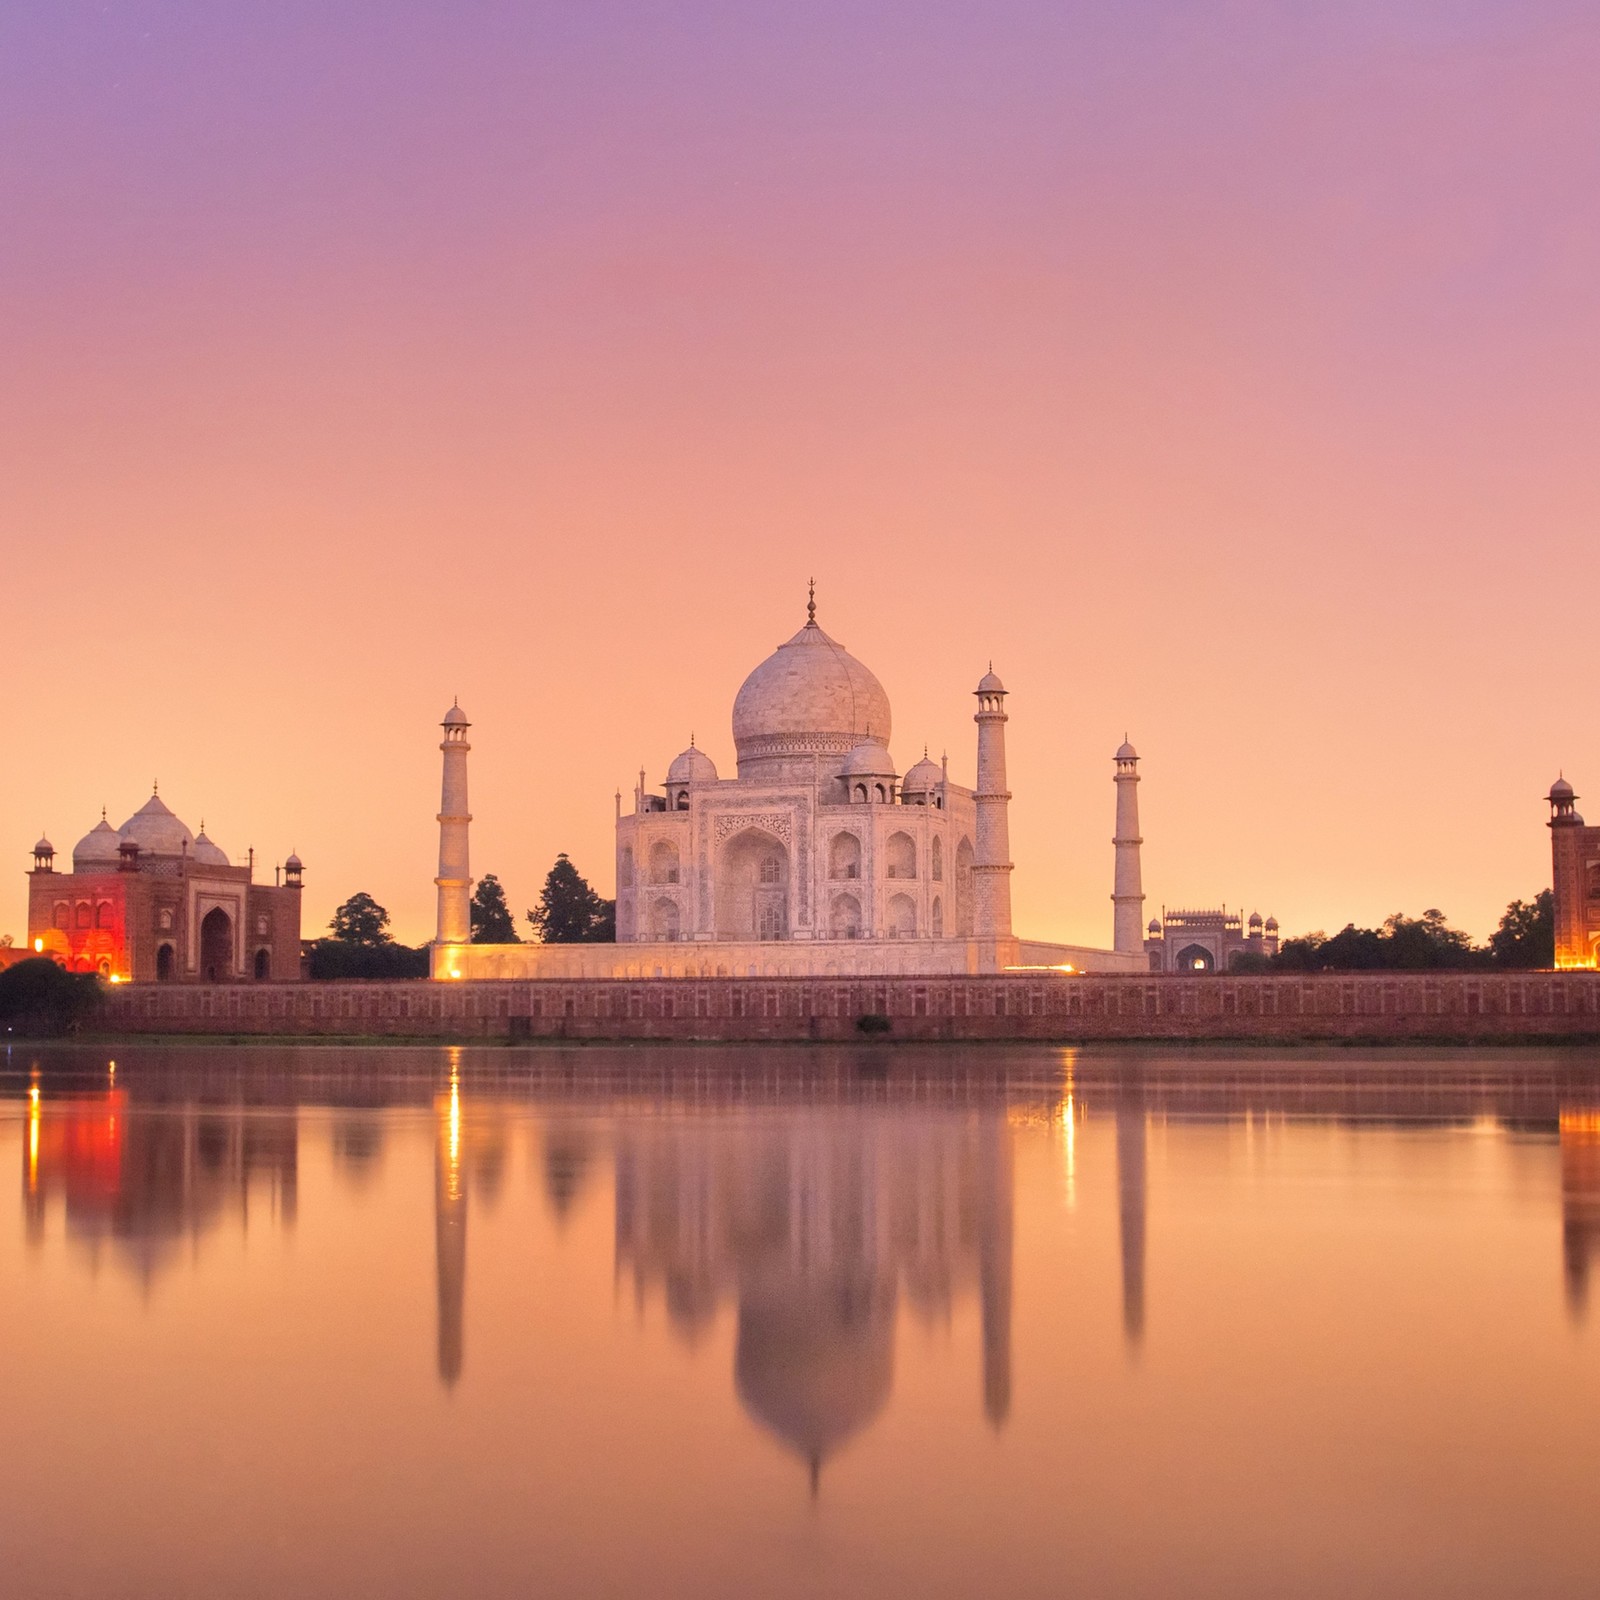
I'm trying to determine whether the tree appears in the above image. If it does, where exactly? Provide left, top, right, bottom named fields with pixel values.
left=1489, top=890, right=1555, bottom=969
left=328, top=892, right=392, bottom=948
left=1266, top=910, right=1485, bottom=972
left=471, top=874, right=521, bottom=943
left=526, top=854, right=615, bottom=943
left=0, top=958, right=102, bottom=1036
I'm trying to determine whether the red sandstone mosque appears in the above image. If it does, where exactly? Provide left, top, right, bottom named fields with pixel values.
left=25, top=790, right=304, bottom=982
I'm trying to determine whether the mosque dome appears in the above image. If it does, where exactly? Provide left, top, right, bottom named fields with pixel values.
left=1116, top=739, right=1138, bottom=761
left=117, top=792, right=195, bottom=857
left=732, top=609, right=892, bottom=770
left=667, top=743, right=718, bottom=785
left=1248, top=911, right=1263, bottom=928
left=1148, top=918, right=1163, bottom=934
left=1551, top=776, right=1576, bottom=800
left=977, top=668, right=1005, bottom=694
left=192, top=828, right=229, bottom=867
left=734, top=1276, right=894, bottom=1476
left=442, top=702, right=469, bottom=727
left=72, top=816, right=123, bottom=868
left=901, top=753, right=942, bottom=793
left=840, top=739, right=896, bottom=779
left=1265, top=916, right=1279, bottom=931
left=34, top=835, right=54, bottom=856
left=285, top=852, right=304, bottom=872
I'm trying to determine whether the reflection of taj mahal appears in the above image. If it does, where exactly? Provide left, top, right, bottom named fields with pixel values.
left=432, top=591, right=1148, bottom=979
left=613, top=1109, right=1014, bottom=1479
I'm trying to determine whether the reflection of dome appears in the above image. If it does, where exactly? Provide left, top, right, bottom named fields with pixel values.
left=732, top=615, right=892, bottom=768
left=901, top=754, right=942, bottom=793
left=117, top=792, right=195, bottom=857
left=840, top=740, right=896, bottom=779
left=192, top=829, right=229, bottom=867
left=667, top=743, right=718, bottom=785
left=735, top=1274, right=895, bottom=1476
left=73, top=818, right=123, bottom=868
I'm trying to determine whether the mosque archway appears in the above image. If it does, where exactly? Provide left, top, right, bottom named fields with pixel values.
left=254, top=948, right=270, bottom=980
left=930, top=836, right=943, bottom=882
left=650, top=897, right=681, bottom=941
left=885, top=833, right=916, bottom=880
left=717, top=830, right=789, bottom=941
left=1175, top=943, right=1215, bottom=973
left=156, top=943, right=175, bottom=981
left=829, top=833, right=861, bottom=881
left=931, top=896, right=943, bottom=937
left=887, top=893, right=917, bottom=938
left=649, top=839, right=681, bottom=885
left=199, top=907, right=233, bottom=981
left=830, top=893, right=862, bottom=939
left=955, top=838, right=975, bottom=936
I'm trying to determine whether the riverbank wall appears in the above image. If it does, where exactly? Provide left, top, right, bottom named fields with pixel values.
left=93, top=971, right=1600, bottom=1043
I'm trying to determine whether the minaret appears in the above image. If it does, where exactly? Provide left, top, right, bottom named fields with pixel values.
left=1112, top=739, right=1146, bottom=956
left=434, top=702, right=473, bottom=948
left=972, top=668, right=1014, bottom=951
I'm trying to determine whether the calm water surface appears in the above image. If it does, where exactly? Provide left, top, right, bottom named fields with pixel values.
left=3, top=1042, right=1599, bottom=1599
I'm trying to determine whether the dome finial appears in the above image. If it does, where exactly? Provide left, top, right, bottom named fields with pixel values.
left=807, top=577, right=816, bottom=626
left=690, top=730, right=696, bottom=748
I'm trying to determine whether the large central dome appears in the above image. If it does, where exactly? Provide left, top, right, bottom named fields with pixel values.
left=732, top=612, right=892, bottom=774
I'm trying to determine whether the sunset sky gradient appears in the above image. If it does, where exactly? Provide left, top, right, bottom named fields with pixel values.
left=4, top=1, right=1597, bottom=946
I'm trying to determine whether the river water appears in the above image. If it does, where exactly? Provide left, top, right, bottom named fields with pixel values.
left=3, top=1042, right=1598, bottom=1599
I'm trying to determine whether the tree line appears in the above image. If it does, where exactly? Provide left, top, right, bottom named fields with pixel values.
left=309, top=854, right=614, bottom=978
left=1230, top=892, right=1554, bottom=974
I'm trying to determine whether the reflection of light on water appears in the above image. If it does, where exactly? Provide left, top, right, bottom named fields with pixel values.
left=447, top=1066, right=462, bottom=1198
left=1059, top=1049, right=1078, bottom=1210
left=28, top=1084, right=40, bottom=1194
left=1060, top=1096, right=1077, bottom=1209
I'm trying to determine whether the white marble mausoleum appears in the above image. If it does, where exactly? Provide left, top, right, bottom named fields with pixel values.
left=431, top=592, right=1147, bottom=979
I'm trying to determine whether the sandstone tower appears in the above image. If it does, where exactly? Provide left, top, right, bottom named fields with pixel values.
left=1112, top=739, right=1146, bottom=956
left=972, top=669, right=1014, bottom=958
left=434, top=702, right=473, bottom=948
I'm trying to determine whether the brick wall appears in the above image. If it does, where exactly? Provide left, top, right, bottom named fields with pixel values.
left=95, top=971, right=1600, bottom=1042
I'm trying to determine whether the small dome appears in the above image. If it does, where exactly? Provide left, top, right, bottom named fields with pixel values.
left=285, top=852, right=304, bottom=871
left=1248, top=911, right=1263, bottom=927
left=976, top=668, right=1005, bottom=694
left=1116, top=739, right=1138, bottom=761
left=34, top=835, right=53, bottom=854
left=1550, top=776, right=1576, bottom=800
left=442, top=701, right=469, bottom=727
left=1265, top=916, right=1279, bottom=931
left=840, top=740, right=896, bottom=779
left=1148, top=918, right=1163, bottom=934
left=117, top=792, right=195, bottom=857
left=666, top=743, right=718, bottom=785
left=72, top=817, right=124, bottom=868
left=192, top=828, right=229, bottom=867
left=901, top=754, right=942, bottom=792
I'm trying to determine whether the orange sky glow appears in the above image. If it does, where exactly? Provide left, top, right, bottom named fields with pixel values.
left=3, top=2, right=1597, bottom=947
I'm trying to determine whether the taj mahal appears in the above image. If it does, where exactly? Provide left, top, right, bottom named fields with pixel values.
left=433, top=589, right=1149, bottom=979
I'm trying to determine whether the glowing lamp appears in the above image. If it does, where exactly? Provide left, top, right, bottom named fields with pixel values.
left=33, top=938, right=43, bottom=953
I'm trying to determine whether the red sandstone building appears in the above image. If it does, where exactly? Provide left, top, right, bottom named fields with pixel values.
left=27, top=791, right=303, bottom=982
left=1550, top=777, right=1600, bottom=970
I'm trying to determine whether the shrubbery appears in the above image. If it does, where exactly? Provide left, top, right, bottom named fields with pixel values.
left=0, top=959, right=102, bottom=1035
